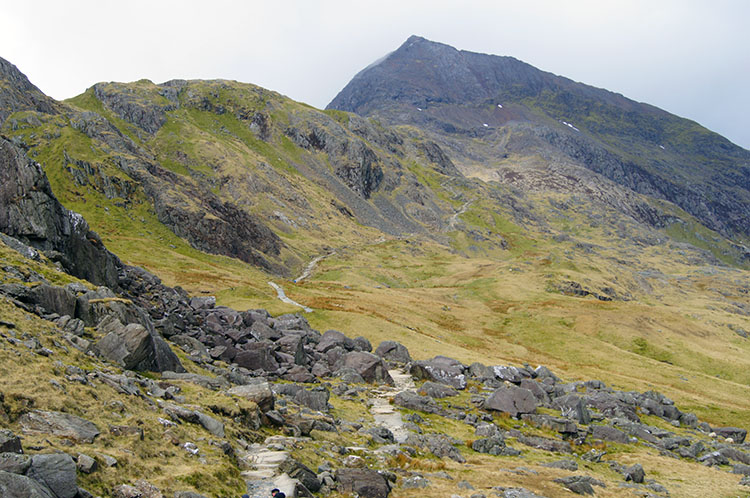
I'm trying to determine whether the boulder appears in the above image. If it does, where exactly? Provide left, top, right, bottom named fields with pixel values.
left=410, top=356, right=466, bottom=389
left=226, top=382, right=275, bottom=412
left=374, top=340, right=412, bottom=364
left=623, top=463, right=645, bottom=483
left=316, top=329, right=356, bottom=353
left=19, top=410, right=100, bottom=443
left=338, top=351, right=393, bottom=384
left=0, top=470, right=54, bottom=498
left=484, top=386, right=538, bottom=417
left=293, top=387, right=330, bottom=412
left=418, top=381, right=459, bottom=399
left=0, top=453, right=31, bottom=474
left=336, top=468, right=391, bottom=498
left=235, top=343, right=279, bottom=372
left=392, top=391, right=442, bottom=414
left=94, top=315, right=184, bottom=373
left=0, top=430, right=22, bottom=454
left=76, top=454, right=97, bottom=474
left=471, top=436, right=507, bottom=455
left=26, top=453, right=78, bottom=498
left=591, top=425, right=630, bottom=444
left=712, top=426, right=747, bottom=444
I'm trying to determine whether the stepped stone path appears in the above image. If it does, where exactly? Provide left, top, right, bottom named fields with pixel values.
left=370, top=369, right=416, bottom=443
left=241, top=435, right=299, bottom=497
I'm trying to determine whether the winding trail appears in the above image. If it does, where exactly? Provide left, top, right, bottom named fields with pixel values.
left=369, top=369, right=416, bottom=443
left=268, top=282, right=312, bottom=313
left=446, top=201, right=472, bottom=231
left=294, top=251, right=335, bottom=283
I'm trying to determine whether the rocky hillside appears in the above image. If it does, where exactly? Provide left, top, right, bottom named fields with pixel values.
left=1, top=141, right=750, bottom=498
left=1, top=47, right=750, bottom=498
left=328, top=36, right=750, bottom=242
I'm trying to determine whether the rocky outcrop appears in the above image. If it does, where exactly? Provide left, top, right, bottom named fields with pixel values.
left=0, top=137, right=121, bottom=288
left=0, top=57, right=59, bottom=126
left=18, top=411, right=100, bottom=444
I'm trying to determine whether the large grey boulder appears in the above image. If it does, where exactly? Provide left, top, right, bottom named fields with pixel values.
left=374, top=340, right=412, bottom=364
left=0, top=470, right=54, bottom=498
left=392, top=391, right=441, bottom=414
left=226, top=382, right=275, bottom=412
left=591, top=425, right=630, bottom=444
left=234, top=343, right=278, bottom=372
left=410, top=356, right=466, bottom=389
left=19, top=410, right=100, bottom=444
left=316, top=330, right=356, bottom=353
left=484, top=386, right=538, bottom=417
left=335, top=468, right=391, bottom=498
left=337, top=352, right=393, bottom=384
left=94, top=315, right=184, bottom=373
left=418, top=381, right=459, bottom=398
left=26, top=454, right=78, bottom=498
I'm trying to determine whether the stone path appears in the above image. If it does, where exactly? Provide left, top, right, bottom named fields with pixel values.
left=268, top=281, right=312, bottom=313
left=369, top=369, right=416, bottom=443
left=294, top=251, right=335, bottom=283
left=240, top=436, right=299, bottom=497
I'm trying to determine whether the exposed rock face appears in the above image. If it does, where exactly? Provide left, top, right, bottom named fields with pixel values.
left=0, top=137, right=121, bottom=288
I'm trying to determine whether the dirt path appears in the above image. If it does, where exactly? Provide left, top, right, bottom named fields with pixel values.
left=294, top=251, right=336, bottom=283
left=369, top=369, right=416, bottom=443
left=268, top=281, right=312, bottom=313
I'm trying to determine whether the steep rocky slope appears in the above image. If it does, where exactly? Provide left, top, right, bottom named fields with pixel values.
left=328, top=36, right=750, bottom=242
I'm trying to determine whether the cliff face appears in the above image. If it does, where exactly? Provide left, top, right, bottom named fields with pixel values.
left=0, top=137, right=121, bottom=288
left=329, top=36, right=750, bottom=240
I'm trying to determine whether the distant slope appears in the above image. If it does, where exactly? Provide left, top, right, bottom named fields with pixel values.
left=328, top=36, right=750, bottom=242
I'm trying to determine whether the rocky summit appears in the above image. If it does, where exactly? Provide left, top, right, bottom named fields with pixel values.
left=0, top=36, right=749, bottom=498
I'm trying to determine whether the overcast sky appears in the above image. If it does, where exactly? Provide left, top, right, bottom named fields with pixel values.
left=3, top=0, right=749, bottom=149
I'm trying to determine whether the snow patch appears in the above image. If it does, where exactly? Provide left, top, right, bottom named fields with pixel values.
left=561, top=120, right=580, bottom=132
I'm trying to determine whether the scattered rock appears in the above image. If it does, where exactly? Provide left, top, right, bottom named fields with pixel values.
left=19, top=410, right=100, bottom=443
